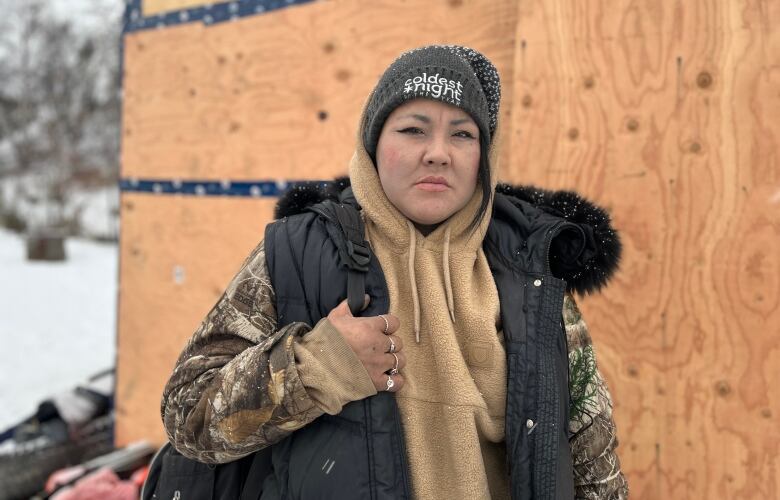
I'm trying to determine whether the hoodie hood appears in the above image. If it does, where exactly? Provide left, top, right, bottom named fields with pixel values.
left=349, top=101, right=502, bottom=339
left=348, top=110, right=501, bottom=252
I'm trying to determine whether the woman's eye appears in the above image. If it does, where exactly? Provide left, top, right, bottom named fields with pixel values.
left=454, top=130, right=476, bottom=139
left=398, top=127, right=424, bottom=135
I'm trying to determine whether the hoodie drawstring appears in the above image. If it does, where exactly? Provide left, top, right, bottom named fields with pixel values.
left=442, top=226, right=455, bottom=323
left=405, top=221, right=456, bottom=343
left=406, top=221, right=421, bottom=342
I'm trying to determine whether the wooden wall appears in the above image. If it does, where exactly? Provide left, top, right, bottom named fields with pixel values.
left=118, top=1, right=780, bottom=498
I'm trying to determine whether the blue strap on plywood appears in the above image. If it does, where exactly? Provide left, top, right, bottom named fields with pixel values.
left=119, top=178, right=325, bottom=198
left=123, top=0, right=316, bottom=33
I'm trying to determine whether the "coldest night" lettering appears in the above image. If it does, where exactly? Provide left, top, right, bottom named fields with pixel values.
left=403, top=73, right=463, bottom=104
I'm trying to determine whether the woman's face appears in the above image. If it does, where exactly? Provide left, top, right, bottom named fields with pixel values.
left=376, top=99, right=481, bottom=229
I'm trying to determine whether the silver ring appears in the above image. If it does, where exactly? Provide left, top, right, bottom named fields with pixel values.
left=390, top=353, right=399, bottom=375
left=385, top=375, right=395, bottom=391
left=387, top=336, right=396, bottom=354
left=379, top=314, right=389, bottom=334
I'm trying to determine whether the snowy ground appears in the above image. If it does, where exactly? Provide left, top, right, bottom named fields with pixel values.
left=0, top=228, right=117, bottom=430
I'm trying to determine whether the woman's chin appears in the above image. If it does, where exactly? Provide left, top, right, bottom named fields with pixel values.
left=408, top=212, right=451, bottom=228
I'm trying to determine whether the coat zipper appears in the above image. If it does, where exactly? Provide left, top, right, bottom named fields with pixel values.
left=392, top=403, right=412, bottom=498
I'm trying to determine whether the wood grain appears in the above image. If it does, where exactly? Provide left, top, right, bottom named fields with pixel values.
left=119, top=0, right=780, bottom=497
left=507, top=0, right=780, bottom=498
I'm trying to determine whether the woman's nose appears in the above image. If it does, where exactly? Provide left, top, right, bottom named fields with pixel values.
left=422, top=136, right=450, bottom=166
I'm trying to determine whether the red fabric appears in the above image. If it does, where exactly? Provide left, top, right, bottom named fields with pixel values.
left=131, top=465, right=150, bottom=488
left=52, top=468, right=138, bottom=500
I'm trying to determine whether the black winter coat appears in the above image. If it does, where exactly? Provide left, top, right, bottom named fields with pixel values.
left=256, top=183, right=620, bottom=499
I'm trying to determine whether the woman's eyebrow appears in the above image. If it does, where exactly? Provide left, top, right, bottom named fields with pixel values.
left=399, top=114, right=430, bottom=123
left=398, top=114, right=472, bottom=126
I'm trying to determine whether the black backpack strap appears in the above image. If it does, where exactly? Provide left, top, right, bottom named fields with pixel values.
left=307, top=195, right=370, bottom=315
left=239, top=449, right=272, bottom=500
left=333, top=203, right=370, bottom=315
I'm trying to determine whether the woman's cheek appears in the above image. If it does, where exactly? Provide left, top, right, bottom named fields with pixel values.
left=381, top=144, right=402, bottom=169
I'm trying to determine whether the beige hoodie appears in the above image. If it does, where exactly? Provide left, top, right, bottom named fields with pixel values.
left=347, top=118, right=509, bottom=499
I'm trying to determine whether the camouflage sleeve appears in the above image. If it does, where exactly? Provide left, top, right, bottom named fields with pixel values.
left=161, top=239, right=324, bottom=464
left=564, top=293, right=629, bottom=499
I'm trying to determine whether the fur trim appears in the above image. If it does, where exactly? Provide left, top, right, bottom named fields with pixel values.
left=495, top=183, right=621, bottom=295
left=273, top=176, right=351, bottom=219
left=274, top=179, right=621, bottom=294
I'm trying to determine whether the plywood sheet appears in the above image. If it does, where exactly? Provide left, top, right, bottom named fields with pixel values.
left=121, top=0, right=518, bottom=182
left=118, top=0, right=519, bottom=446
left=115, top=193, right=276, bottom=445
left=505, top=1, right=780, bottom=498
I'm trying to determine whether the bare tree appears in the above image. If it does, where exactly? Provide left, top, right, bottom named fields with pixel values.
left=0, top=0, right=121, bottom=232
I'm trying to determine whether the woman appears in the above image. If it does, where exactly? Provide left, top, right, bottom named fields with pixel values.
left=162, top=45, right=628, bottom=499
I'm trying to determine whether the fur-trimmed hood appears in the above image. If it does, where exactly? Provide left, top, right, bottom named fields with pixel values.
left=274, top=178, right=621, bottom=295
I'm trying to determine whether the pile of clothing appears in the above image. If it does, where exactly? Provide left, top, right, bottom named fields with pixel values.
left=0, top=369, right=154, bottom=500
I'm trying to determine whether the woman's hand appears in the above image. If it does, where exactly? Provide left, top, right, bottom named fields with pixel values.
left=327, top=298, right=406, bottom=392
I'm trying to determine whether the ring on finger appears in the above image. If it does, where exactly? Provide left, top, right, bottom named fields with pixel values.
left=387, top=336, right=396, bottom=354
left=385, top=375, right=395, bottom=391
left=389, top=353, right=399, bottom=375
left=379, top=314, right=389, bottom=334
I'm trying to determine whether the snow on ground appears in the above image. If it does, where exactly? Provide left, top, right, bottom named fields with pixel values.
left=0, top=228, right=117, bottom=430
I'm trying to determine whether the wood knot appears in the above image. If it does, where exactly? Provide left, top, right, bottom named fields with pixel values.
left=715, top=380, right=731, bottom=397
left=697, top=71, right=713, bottom=89
left=521, top=94, right=533, bottom=108
left=583, top=76, right=595, bottom=89
left=568, top=127, right=580, bottom=141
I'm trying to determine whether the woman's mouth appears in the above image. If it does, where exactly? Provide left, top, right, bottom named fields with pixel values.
left=415, top=176, right=449, bottom=192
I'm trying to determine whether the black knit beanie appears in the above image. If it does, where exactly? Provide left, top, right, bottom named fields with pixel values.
left=362, top=45, right=501, bottom=159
